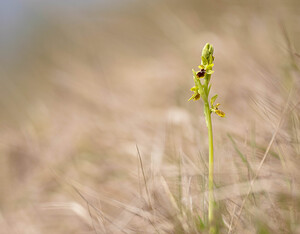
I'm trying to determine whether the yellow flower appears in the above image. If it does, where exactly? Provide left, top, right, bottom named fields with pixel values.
left=210, top=101, right=226, bottom=117
left=188, top=86, right=201, bottom=101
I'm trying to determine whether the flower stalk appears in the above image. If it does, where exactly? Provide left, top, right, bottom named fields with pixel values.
left=189, top=43, right=225, bottom=233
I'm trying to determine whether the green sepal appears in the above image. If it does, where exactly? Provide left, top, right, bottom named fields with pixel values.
left=188, top=94, right=196, bottom=101
left=201, top=56, right=208, bottom=65
left=206, top=64, right=214, bottom=70
left=209, top=55, right=214, bottom=64
left=192, top=69, right=201, bottom=80
left=195, top=79, right=204, bottom=96
left=210, top=95, right=218, bottom=106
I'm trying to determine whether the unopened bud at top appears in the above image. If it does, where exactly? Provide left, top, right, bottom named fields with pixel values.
left=201, top=43, right=214, bottom=65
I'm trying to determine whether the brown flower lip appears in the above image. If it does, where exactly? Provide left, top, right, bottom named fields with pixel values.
left=197, top=69, right=205, bottom=78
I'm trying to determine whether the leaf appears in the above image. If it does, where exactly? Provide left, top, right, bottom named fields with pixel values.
left=227, top=133, right=254, bottom=175
left=195, top=77, right=203, bottom=89
left=210, top=94, right=218, bottom=106
left=206, top=70, right=214, bottom=75
left=208, top=84, right=211, bottom=94
left=195, top=215, right=206, bottom=231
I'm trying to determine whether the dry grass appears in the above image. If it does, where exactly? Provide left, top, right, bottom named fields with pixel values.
left=0, top=0, right=300, bottom=233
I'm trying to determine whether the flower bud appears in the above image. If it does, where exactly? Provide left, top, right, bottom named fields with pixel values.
left=201, top=43, right=214, bottom=65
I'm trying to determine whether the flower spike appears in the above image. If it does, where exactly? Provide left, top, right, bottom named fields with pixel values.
left=189, top=43, right=225, bottom=117
left=188, top=43, right=226, bottom=231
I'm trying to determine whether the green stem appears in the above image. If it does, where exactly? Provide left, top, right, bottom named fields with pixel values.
left=204, top=101, right=215, bottom=233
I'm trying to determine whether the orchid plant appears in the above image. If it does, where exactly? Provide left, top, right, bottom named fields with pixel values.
left=189, top=43, right=225, bottom=233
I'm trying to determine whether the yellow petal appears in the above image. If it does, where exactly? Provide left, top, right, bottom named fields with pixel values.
left=190, top=86, right=197, bottom=91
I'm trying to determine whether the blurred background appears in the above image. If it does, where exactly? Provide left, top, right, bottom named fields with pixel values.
left=0, top=0, right=300, bottom=233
